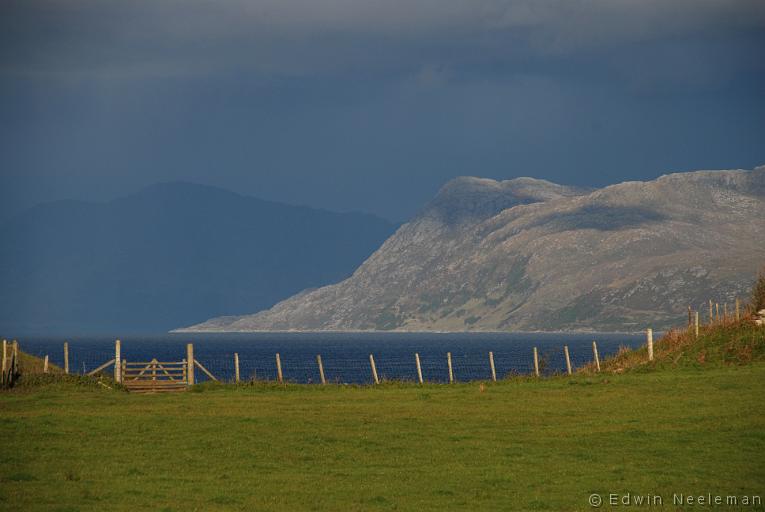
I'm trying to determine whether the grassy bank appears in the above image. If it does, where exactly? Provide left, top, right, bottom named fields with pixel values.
left=1, top=363, right=764, bottom=511
left=586, top=318, right=765, bottom=374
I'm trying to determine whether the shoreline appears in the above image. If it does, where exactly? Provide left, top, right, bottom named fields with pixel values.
left=169, top=328, right=650, bottom=335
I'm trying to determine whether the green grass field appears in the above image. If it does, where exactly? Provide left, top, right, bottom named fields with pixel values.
left=2, top=362, right=764, bottom=511
left=2, top=320, right=764, bottom=511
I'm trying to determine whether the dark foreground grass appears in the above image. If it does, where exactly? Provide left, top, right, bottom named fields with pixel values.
left=1, top=365, right=764, bottom=511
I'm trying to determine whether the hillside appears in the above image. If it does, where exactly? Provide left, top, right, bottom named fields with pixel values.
left=0, top=182, right=396, bottom=334
left=182, top=166, right=765, bottom=332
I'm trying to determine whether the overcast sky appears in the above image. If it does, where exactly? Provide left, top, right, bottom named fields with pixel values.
left=1, top=0, right=764, bottom=222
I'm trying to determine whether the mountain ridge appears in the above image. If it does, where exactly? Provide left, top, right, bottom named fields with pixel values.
left=0, top=182, right=397, bottom=334
left=180, top=166, right=765, bottom=333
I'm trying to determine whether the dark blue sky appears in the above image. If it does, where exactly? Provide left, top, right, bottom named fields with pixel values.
left=1, top=0, right=764, bottom=222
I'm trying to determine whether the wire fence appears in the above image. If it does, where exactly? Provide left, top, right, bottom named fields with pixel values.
left=196, top=352, right=560, bottom=384
left=17, top=339, right=639, bottom=384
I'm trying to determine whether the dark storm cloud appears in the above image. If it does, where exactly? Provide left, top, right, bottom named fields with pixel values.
left=1, top=1, right=764, bottom=221
left=3, top=1, right=764, bottom=78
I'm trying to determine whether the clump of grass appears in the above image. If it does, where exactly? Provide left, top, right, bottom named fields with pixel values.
left=4, top=472, right=37, bottom=482
left=751, top=266, right=765, bottom=313
left=10, top=372, right=121, bottom=391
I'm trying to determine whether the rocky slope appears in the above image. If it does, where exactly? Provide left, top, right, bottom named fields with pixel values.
left=180, top=166, right=765, bottom=332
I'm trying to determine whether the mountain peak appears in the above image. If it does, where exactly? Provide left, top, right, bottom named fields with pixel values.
left=423, top=175, right=588, bottom=225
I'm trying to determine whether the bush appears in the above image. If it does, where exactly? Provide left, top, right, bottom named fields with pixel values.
left=751, top=267, right=765, bottom=313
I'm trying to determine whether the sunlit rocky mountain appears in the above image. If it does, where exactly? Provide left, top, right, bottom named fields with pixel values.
left=181, top=166, right=765, bottom=332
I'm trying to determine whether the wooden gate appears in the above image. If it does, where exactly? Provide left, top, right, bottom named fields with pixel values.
left=122, top=359, right=188, bottom=393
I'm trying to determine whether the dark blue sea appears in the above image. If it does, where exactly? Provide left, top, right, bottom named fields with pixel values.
left=17, top=332, right=645, bottom=384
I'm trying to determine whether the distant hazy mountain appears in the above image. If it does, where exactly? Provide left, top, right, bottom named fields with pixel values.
left=0, top=182, right=396, bottom=334
left=182, top=166, right=765, bottom=332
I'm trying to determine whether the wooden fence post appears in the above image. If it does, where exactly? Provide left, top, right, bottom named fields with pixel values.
left=415, top=353, right=423, bottom=384
left=564, top=345, right=572, bottom=375
left=316, top=355, right=326, bottom=385
left=489, top=351, right=496, bottom=382
left=44, top=355, right=49, bottom=374
left=592, top=341, right=600, bottom=372
left=694, top=311, right=699, bottom=338
left=64, top=341, right=69, bottom=374
left=735, top=298, right=740, bottom=321
left=186, top=343, right=194, bottom=385
left=533, top=347, right=539, bottom=377
left=114, top=339, right=121, bottom=383
left=234, top=353, right=240, bottom=383
left=687, top=306, right=692, bottom=327
left=646, top=328, right=654, bottom=361
left=276, top=353, right=283, bottom=383
left=724, top=303, right=728, bottom=323
left=12, top=341, right=18, bottom=376
left=715, top=303, right=720, bottom=323
left=1, top=340, right=6, bottom=383
left=5, top=345, right=10, bottom=384
left=369, top=354, right=379, bottom=384
left=10, top=342, right=14, bottom=381
left=447, top=352, right=454, bottom=383
left=10, top=345, right=14, bottom=382
left=709, top=299, right=713, bottom=324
